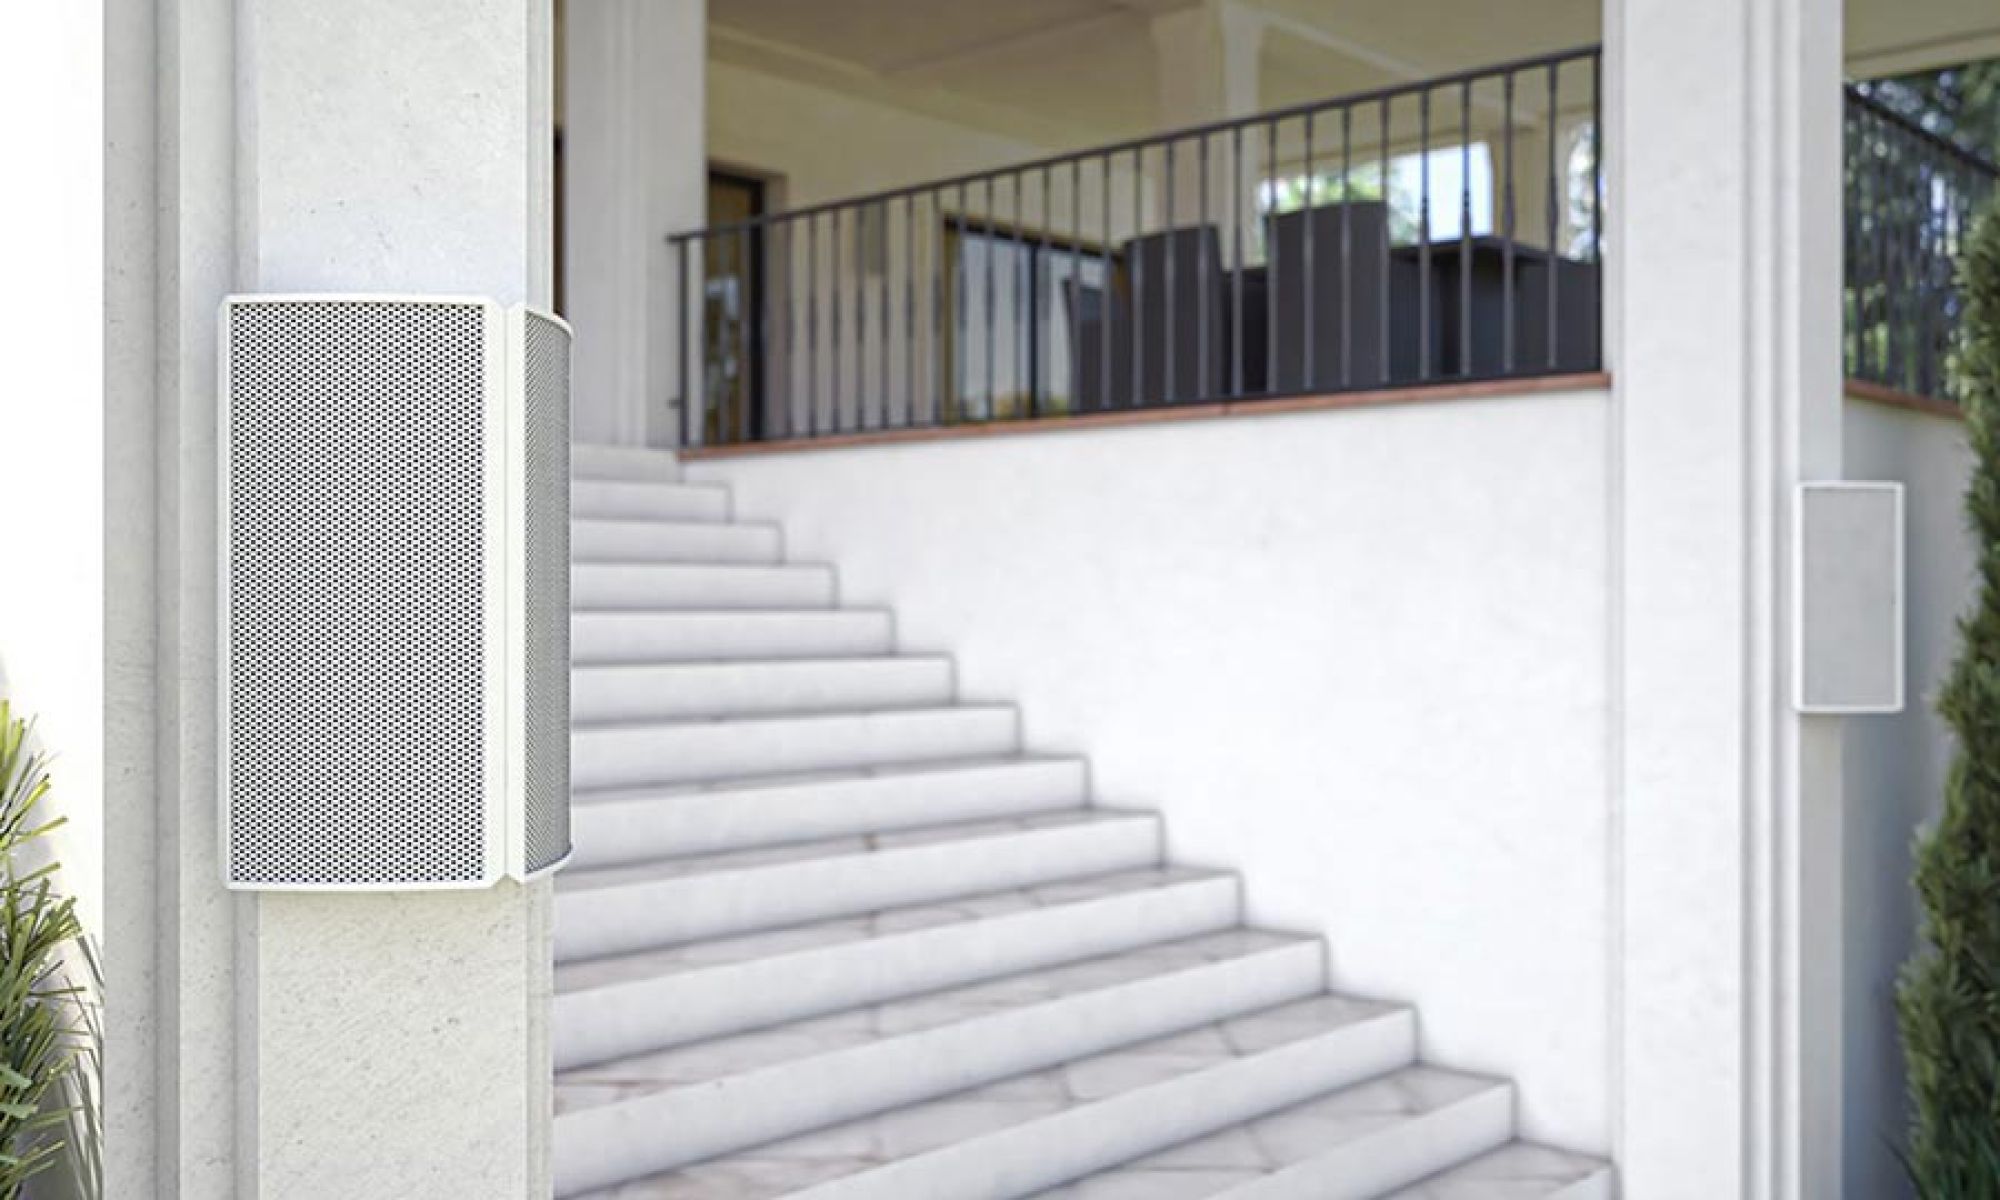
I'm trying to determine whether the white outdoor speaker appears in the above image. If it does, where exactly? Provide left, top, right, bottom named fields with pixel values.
left=1794, top=481, right=1905, bottom=715
left=219, top=295, right=573, bottom=890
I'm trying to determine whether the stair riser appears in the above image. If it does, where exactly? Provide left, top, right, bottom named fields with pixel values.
left=788, top=1010, right=1419, bottom=1200
left=553, top=873, right=1241, bottom=1069
left=1226, top=1088, right=1515, bottom=1200
left=573, top=520, right=781, bottom=565
left=572, top=658, right=955, bottom=725
left=552, top=940, right=1330, bottom=1195
left=572, top=480, right=728, bottom=522
left=571, top=563, right=836, bottom=611
left=571, top=708, right=1018, bottom=790
left=572, top=612, right=894, bottom=664
left=569, top=759, right=1088, bottom=867
left=555, top=817, right=1162, bottom=962
left=572, top=445, right=683, bottom=483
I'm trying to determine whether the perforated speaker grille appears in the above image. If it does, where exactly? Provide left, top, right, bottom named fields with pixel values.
left=521, top=311, right=573, bottom=874
left=225, top=300, right=491, bottom=887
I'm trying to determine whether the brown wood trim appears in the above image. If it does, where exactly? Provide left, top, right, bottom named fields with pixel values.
left=1845, top=378, right=1962, bottom=420
left=681, top=372, right=1613, bottom=460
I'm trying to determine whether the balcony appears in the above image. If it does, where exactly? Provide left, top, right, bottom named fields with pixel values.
left=672, top=46, right=1995, bottom=451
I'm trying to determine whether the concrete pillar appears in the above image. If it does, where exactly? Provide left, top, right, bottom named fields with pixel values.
left=1605, top=0, right=1845, bottom=1195
left=103, top=0, right=559, bottom=1193
left=1150, top=1, right=1261, bottom=259
left=562, top=0, right=706, bottom=447
left=232, top=2, right=558, bottom=1193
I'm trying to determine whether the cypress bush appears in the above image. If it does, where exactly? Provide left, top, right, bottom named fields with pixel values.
left=1898, top=196, right=2000, bottom=1197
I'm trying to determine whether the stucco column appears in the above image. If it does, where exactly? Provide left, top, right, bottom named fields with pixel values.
left=1605, top=0, right=1845, bottom=1195
left=561, top=0, right=706, bottom=447
left=1150, top=0, right=1261, bottom=261
left=232, top=1, right=557, bottom=1195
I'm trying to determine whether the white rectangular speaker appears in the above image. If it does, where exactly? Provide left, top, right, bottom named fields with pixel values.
left=219, top=294, right=573, bottom=889
left=1794, top=481, right=1905, bottom=714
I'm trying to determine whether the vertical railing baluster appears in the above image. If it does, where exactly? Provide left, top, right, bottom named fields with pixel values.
left=1545, top=62, right=1560, bottom=370
left=831, top=208, right=845, bottom=432
left=778, top=219, right=793, bottom=439
left=1072, top=159, right=1088, bottom=412
left=740, top=223, right=755, bottom=442
left=1232, top=124, right=1245, bottom=398
left=807, top=217, right=820, bottom=437
left=1590, top=51, right=1603, bottom=372
left=1265, top=117, right=1278, bottom=394
left=1039, top=164, right=1053, bottom=415
left=1304, top=110, right=1316, bottom=391
left=1132, top=146, right=1144, bottom=409
left=904, top=193, right=915, bottom=429
left=1459, top=79, right=1472, bottom=378
left=984, top=177, right=996, bottom=419
left=1340, top=104, right=1352, bottom=390
left=1013, top=172, right=1026, bottom=418
left=1165, top=139, right=1178, bottom=403
left=675, top=237, right=691, bottom=448
left=1198, top=133, right=1211, bottom=402
left=875, top=201, right=889, bottom=429
left=1379, top=98, right=1391, bottom=385
left=1503, top=72, right=1516, bottom=375
left=856, top=202, right=869, bottom=429
left=929, top=190, right=943, bottom=425
left=1101, top=155, right=1112, bottom=410
left=1419, top=88, right=1432, bottom=382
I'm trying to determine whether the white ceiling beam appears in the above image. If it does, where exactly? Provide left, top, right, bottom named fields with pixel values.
left=707, top=21, right=1084, bottom=148
left=877, top=10, right=1138, bottom=78
left=1846, top=26, right=2000, bottom=79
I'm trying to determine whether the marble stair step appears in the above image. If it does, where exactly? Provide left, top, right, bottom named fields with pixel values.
left=555, top=809, right=1163, bottom=962
left=573, top=443, right=684, bottom=483
left=571, top=704, right=1020, bottom=790
left=569, top=755, right=1090, bottom=867
left=572, top=609, right=895, bottom=665
left=572, top=656, right=957, bottom=724
left=572, top=992, right=1417, bottom=1200
left=1033, top=1066, right=1515, bottom=1199
left=573, top=517, right=783, bottom=565
left=1382, top=1141, right=1616, bottom=1199
left=572, top=478, right=730, bottom=522
left=552, top=930, right=1341, bottom=1197
left=572, top=562, right=837, bottom=611
left=554, top=864, right=1242, bottom=1070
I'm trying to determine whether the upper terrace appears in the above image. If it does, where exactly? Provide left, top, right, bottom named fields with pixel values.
left=552, top=0, right=2000, bottom=450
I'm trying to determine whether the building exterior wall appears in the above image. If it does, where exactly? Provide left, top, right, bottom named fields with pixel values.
left=690, top=385, right=1615, bottom=1154
left=1839, top=393, right=1976, bottom=1200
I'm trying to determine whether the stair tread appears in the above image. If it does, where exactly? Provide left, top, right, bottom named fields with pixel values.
left=559, top=808, right=1153, bottom=895
left=573, top=695, right=984, bottom=733
left=556, top=928, right=1337, bottom=1116
left=1382, top=1140, right=1613, bottom=1198
left=556, top=863, right=1227, bottom=995
left=569, top=753, right=1085, bottom=808
left=1030, top=1065, right=1510, bottom=1198
left=576, top=991, right=1409, bottom=1199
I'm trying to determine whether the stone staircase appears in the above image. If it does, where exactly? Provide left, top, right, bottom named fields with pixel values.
left=555, top=444, right=1614, bottom=1199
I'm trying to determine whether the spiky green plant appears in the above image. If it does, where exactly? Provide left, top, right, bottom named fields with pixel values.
left=0, top=703, right=86, bottom=1199
left=1898, top=197, right=2000, bottom=1198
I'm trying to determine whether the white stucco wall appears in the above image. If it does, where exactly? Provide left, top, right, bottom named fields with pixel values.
left=689, top=385, right=1613, bottom=1154
left=0, top=0, right=105, bottom=945
left=1839, top=393, right=1975, bottom=1200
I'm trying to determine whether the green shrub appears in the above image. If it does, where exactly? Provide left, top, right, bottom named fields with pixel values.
left=1898, top=197, right=2000, bottom=1197
left=0, top=704, right=87, bottom=1198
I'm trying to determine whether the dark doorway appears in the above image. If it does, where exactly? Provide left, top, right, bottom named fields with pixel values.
left=705, top=171, right=767, bottom=443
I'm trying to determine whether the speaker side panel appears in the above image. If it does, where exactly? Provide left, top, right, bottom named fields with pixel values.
left=518, top=308, right=573, bottom=877
left=222, top=298, right=498, bottom=888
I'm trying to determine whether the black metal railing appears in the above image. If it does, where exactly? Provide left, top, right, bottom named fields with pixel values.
left=673, top=46, right=1604, bottom=448
left=1845, top=86, right=1998, bottom=401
